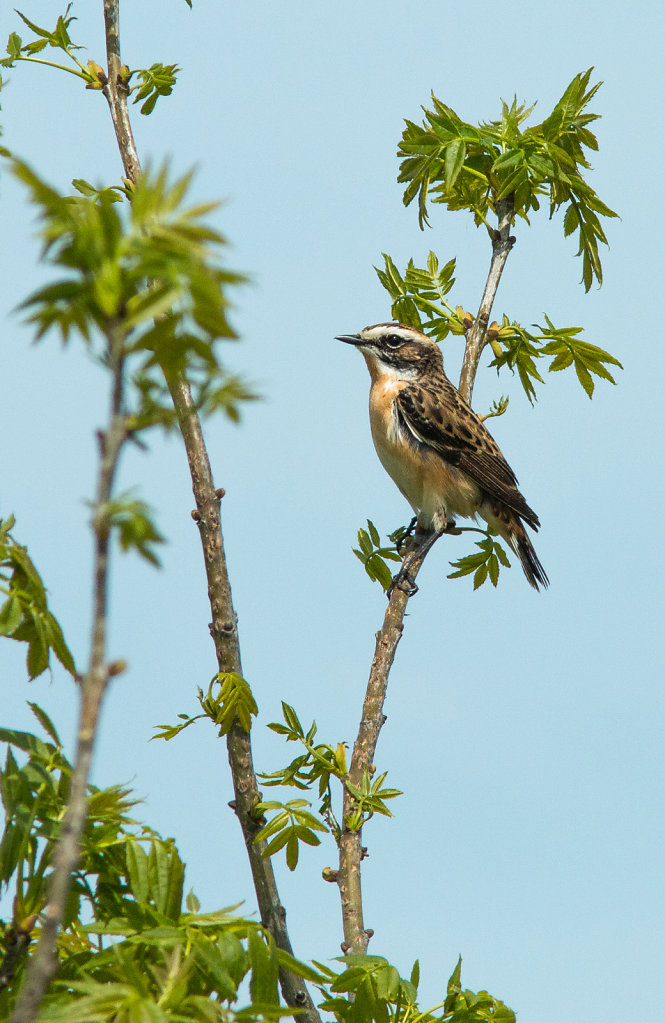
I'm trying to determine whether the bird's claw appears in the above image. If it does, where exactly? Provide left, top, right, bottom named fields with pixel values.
left=387, top=570, right=419, bottom=600
left=396, top=516, right=418, bottom=555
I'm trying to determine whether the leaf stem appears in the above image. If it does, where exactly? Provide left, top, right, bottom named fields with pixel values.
left=10, top=55, right=88, bottom=79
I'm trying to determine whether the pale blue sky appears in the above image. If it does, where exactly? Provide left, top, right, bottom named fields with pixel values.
left=1, top=2, right=663, bottom=1020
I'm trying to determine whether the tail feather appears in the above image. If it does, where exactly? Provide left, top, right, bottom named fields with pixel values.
left=508, top=525, right=549, bottom=591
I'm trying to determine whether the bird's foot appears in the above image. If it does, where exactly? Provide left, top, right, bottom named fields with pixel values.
left=395, top=516, right=418, bottom=555
left=387, top=568, right=419, bottom=600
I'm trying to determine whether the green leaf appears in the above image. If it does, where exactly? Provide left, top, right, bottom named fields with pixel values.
left=27, top=703, right=61, bottom=746
left=449, top=531, right=511, bottom=590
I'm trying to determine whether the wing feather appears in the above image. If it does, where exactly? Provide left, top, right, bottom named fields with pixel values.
left=396, top=385, right=540, bottom=530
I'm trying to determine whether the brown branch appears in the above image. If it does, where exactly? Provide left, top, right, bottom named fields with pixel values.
left=163, top=378, right=320, bottom=1020
left=97, top=5, right=321, bottom=1019
left=458, top=196, right=515, bottom=404
left=102, top=0, right=140, bottom=183
left=337, top=195, right=518, bottom=953
left=337, top=529, right=441, bottom=951
left=10, top=327, right=128, bottom=1023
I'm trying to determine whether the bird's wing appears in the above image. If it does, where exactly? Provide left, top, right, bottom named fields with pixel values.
left=396, top=383, right=540, bottom=529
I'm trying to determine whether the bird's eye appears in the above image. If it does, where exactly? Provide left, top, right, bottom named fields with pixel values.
left=385, top=335, right=402, bottom=349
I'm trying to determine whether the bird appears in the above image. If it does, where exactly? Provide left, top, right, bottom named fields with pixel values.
left=335, top=322, right=549, bottom=590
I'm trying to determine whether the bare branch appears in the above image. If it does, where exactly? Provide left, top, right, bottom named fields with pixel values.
left=102, top=0, right=140, bottom=183
left=10, top=326, right=128, bottom=1023
left=458, top=196, right=515, bottom=404
left=338, top=528, right=442, bottom=951
left=338, top=196, right=518, bottom=952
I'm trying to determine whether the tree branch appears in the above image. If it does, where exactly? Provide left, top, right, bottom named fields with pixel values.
left=458, top=196, right=515, bottom=404
left=98, top=5, right=321, bottom=1019
left=337, top=196, right=517, bottom=952
left=10, top=325, right=128, bottom=1023
left=102, top=0, right=140, bottom=183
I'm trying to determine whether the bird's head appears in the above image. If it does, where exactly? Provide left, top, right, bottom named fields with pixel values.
left=335, top=322, right=442, bottom=381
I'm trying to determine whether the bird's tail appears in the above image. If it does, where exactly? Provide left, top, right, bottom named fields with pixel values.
left=506, top=521, right=549, bottom=591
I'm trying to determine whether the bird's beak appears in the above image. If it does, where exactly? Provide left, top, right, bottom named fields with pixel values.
left=335, top=333, right=362, bottom=346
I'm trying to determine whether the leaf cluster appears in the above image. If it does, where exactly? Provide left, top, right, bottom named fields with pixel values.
left=131, top=62, right=180, bottom=115
left=488, top=313, right=622, bottom=401
left=375, top=254, right=622, bottom=401
left=0, top=516, right=76, bottom=679
left=99, top=492, right=166, bottom=567
left=257, top=703, right=401, bottom=862
left=260, top=702, right=348, bottom=843
left=375, top=252, right=461, bottom=344
left=0, top=709, right=318, bottom=1021
left=253, top=799, right=327, bottom=872
left=153, top=672, right=258, bottom=742
left=353, top=520, right=402, bottom=592
left=318, top=954, right=515, bottom=1023
left=447, top=529, right=511, bottom=590
left=398, top=69, right=618, bottom=290
left=0, top=7, right=97, bottom=86
left=343, top=769, right=401, bottom=833
left=11, top=159, right=256, bottom=432
left=2, top=8, right=184, bottom=119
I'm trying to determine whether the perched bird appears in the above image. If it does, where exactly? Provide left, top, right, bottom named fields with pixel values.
left=336, top=322, right=548, bottom=590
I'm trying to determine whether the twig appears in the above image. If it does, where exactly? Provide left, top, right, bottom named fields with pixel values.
left=99, top=5, right=321, bottom=1019
left=337, top=530, right=441, bottom=951
left=337, top=196, right=517, bottom=952
left=10, top=326, right=128, bottom=1023
left=102, top=0, right=140, bottom=183
left=458, top=196, right=515, bottom=404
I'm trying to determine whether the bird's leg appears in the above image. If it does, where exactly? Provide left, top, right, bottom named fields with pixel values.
left=395, top=516, right=418, bottom=555
left=387, top=524, right=446, bottom=599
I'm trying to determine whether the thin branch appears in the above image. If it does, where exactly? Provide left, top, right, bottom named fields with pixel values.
left=99, top=5, right=321, bottom=1018
left=458, top=196, right=515, bottom=404
left=102, top=0, right=141, bottom=184
left=9, top=326, right=128, bottom=1023
left=337, top=529, right=441, bottom=952
left=337, top=195, right=518, bottom=952
left=164, top=377, right=320, bottom=1020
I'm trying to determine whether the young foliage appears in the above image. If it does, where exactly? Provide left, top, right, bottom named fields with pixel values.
left=0, top=516, right=76, bottom=679
left=375, top=256, right=622, bottom=401
left=0, top=711, right=316, bottom=1021
left=153, top=672, right=258, bottom=742
left=489, top=315, right=622, bottom=401
left=2, top=8, right=183, bottom=117
left=447, top=529, right=512, bottom=590
left=100, top=492, right=166, bottom=567
left=260, top=702, right=347, bottom=841
left=343, top=769, right=402, bottom=833
left=253, top=799, right=328, bottom=872
left=131, top=62, right=180, bottom=115
left=0, top=6, right=98, bottom=86
left=375, top=252, right=463, bottom=344
left=353, top=520, right=402, bottom=592
left=258, top=702, right=400, bottom=851
left=398, top=69, right=618, bottom=290
left=317, top=954, right=515, bottom=1023
left=10, top=159, right=255, bottom=430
